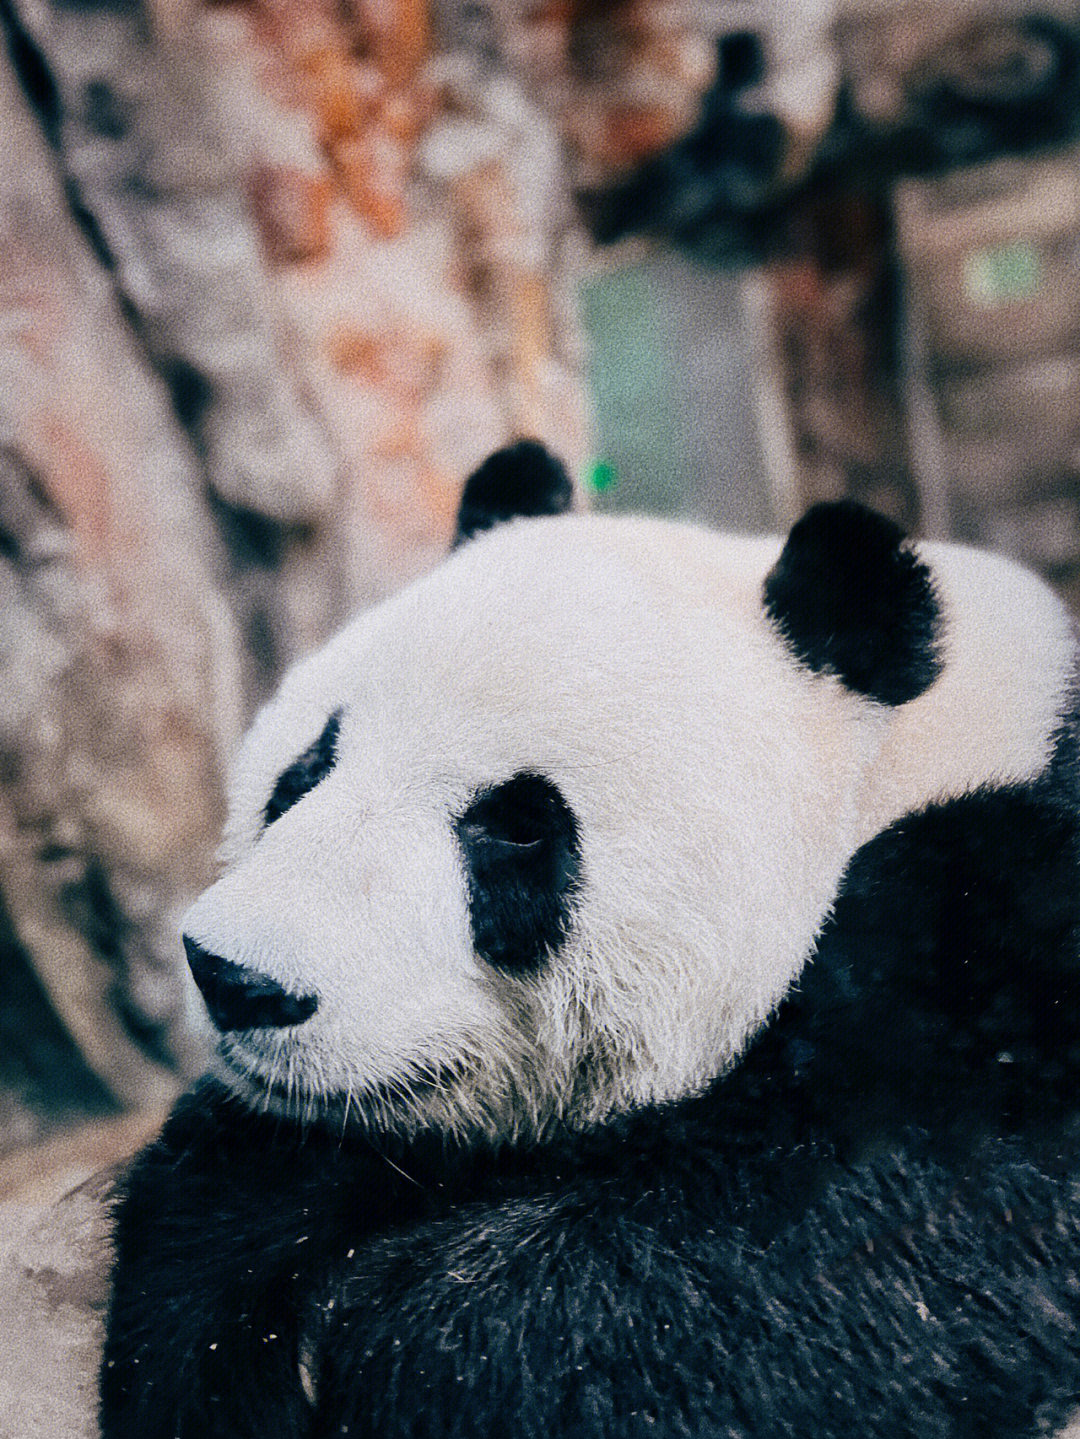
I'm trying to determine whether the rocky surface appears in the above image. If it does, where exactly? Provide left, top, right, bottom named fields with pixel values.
left=0, top=1173, right=113, bottom=1439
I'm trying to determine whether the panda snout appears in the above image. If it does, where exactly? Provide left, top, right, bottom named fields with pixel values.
left=183, top=936, right=319, bottom=1032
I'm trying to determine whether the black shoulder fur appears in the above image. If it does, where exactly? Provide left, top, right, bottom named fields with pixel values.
left=101, top=734, right=1080, bottom=1439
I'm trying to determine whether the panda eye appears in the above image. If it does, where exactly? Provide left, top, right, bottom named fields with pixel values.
left=458, top=773, right=565, bottom=848
left=459, top=809, right=545, bottom=851
left=454, top=772, right=582, bottom=972
left=460, top=823, right=543, bottom=851
left=263, top=710, right=342, bottom=828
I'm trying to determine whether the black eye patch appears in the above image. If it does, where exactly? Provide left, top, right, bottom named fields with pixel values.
left=263, top=710, right=342, bottom=828
left=454, top=772, right=582, bottom=973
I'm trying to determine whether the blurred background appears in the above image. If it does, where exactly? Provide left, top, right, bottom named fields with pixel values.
left=3, top=0, right=1080, bottom=1199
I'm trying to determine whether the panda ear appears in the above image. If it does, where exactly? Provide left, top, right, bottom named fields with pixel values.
left=763, top=500, right=942, bottom=706
left=453, top=440, right=574, bottom=547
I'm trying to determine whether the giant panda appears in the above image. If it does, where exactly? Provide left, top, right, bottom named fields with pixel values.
left=101, top=441, right=1080, bottom=1439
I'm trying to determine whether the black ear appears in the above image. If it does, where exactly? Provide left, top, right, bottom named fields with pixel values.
left=454, top=440, right=574, bottom=546
left=763, top=501, right=942, bottom=706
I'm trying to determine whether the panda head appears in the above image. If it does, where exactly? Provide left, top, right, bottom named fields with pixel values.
left=181, top=442, right=1076, bottom=1143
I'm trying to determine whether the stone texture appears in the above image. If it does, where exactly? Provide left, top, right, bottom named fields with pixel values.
left=0, top=1173, right=114, bottom=1439
left=0, top=43, right=235, bottom=1125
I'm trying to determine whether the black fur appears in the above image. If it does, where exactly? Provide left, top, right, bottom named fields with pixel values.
left=263, top=710, right=341, bottom=828
left=764, top=501, right=942, bottom=706
left=453, top=440, right=574, bottom=546
left=102, top=736, right=1080, bottom=1438
left=454, top=772, right=581, bottom=972
left=184, top=937, right=318, bottom=1032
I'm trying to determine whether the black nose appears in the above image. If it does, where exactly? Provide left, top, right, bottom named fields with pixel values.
left=183, top=936, right=318, bottom=1031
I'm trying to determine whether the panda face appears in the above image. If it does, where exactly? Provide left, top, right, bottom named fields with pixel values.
left=182, top=508, right=910, bottom=1142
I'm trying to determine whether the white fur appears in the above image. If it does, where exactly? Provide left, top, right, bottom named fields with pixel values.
left=183, top=514, right=1077, bottom=1141
left=866, top=538, right=1076, bottom=836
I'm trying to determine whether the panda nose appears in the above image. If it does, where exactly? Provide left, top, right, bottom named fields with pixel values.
left=183, top=936, right=318, bottom=1031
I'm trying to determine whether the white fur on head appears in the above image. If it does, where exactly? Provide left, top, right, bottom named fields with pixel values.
left=181, top=513, right=1074, bottom=1143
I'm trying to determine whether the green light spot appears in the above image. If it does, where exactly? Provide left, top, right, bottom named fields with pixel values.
left=587, top=459, right=617, bottom=494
